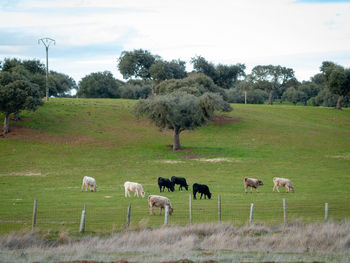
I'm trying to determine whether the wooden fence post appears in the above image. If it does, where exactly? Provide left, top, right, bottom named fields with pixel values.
left=79, top=204, right=86, bottom=233
left=126, top=203, right=131, bottom=228
left=325, top=203, right=329, bottom=221
left=218, top=194, right=221, bottom=223
left=189, top=194, right=192, bottom=224
left=249, top=203, right=254, bottom=224
left=164, top=205, right=169, bottom=225
left=32, top=200, right=37, bottom=230
left=283, top=198, right=287, bottom=224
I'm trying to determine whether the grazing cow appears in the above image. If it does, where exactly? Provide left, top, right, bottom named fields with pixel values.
left=124, top=181, right=145, bottom=198
left=273, top=177, right=295, bottom=193
left=81, top=176, right=97, bottom=192
left=171, top=176, right=189, bottom=191
left=148, top=195, right=174, bottom=215
left=244, top=177, right=264, bottom=193
left=193, top=183, right=211, bottom=200
left=158, top=177, right=174, bottom=192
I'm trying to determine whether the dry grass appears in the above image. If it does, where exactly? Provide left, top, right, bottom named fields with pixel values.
left=1, top=221, right=349, bottom=262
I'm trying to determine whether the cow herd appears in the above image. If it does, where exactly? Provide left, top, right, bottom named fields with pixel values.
left=81, top=175, right=295, bottom=216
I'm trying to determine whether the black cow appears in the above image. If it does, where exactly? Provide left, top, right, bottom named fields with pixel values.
left=158, top=177, right=175, bottom=192
left=193, top=183, right=212, bottom=200
left=171, top=176, right=189, bottom=191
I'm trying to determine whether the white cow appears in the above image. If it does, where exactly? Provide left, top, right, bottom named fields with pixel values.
left=148, top=195, right=173, bottom=215
left=124, top=181, right=145, bottom=198
left=273, top=177, right=294, bottom=193
left=81, top=176, right=97, bottom=192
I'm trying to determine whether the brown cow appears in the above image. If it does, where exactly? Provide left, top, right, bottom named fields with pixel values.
left=244, top=177, right=264, bottom=193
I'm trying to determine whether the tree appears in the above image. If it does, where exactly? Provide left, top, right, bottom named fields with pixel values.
left=250, top=65, right=295, bottom=105
left=320, top=61, right=350, bottom=109
left=191, top=56, right=217, bottom=81
left=149, top=59, right=187, bottom=82
left=48, top=71, right=77, bottom=97
left=191, top=56, right=245, bottom=89
left=281, top=87, right=306, bottom=105
left=153, top=72, right=223, bottom=97
left=119, top=79, right=153, bottom=99
left=133, top=91, right=232, bottom=150
left=117, top=49, right=157, bottom=80
left=215, top=63, right=246, bottom=89
left=77, top=71, right=120, bottom=98
left=1, top=58, right=46, bottom=94
left=298, top=81, right=321, bottom=105
left=0, top=73, right=43, bottom=134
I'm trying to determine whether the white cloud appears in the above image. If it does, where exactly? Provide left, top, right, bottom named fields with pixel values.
left=1, top=0, right=350, bottom=82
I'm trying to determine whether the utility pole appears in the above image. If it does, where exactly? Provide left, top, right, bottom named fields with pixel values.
left=38, top=37, right=55, bottom=101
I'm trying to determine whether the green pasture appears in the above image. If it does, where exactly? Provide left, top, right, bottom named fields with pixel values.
left=0, top=98, right=349, bottom=234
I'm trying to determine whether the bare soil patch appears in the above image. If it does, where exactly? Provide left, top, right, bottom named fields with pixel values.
left=1, top=124, right=109, bottom=146
left=211, top=115, right=240, bottom=125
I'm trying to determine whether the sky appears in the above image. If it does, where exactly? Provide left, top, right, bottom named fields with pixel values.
left=0, top=0, right=350, bottom=84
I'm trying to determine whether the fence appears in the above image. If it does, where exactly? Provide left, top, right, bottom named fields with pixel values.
left=0, top=195, right=349, bottom=234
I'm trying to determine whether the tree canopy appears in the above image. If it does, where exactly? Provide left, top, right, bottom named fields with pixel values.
left=0, top=72, right=43, bottom=134
left=149, top=59, right=187, bottom=82
left=134, top=91, right=232, bottom=150
left=117, top=49, right=157, bottom=80
left=191, top=56, right=246, bottom=89
left=0, top=58, right=76, bottom=97
left=48, top=71, right=77, bottom=97
left=77, top=71, right=120, bottom=98
left=320, top=61, right=350, bottom=109
left=153, top=72, right=224, bottom=97
left=249, top=65, right=296, bottom=105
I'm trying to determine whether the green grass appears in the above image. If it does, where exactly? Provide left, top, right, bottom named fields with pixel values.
left=0, top=98, right=350, bottom=234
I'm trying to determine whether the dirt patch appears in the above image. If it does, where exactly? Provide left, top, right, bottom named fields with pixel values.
left=166, top=145, right=196, bottom=151
left=211, top=115, right=240, bottom=125
left=1, top=124, right=111, bottom=146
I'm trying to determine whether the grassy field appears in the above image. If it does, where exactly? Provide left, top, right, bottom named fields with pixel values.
left=0, top=98, right=350, bottom=234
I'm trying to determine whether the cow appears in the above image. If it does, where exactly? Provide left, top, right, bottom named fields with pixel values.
left=244, top=177, right=264, bottom=193
left=124, top=181, right=145, bottom=198
left=171, top=176, right=189, bottom=191
left=193, top=183, right=211, bottom=200
left=158, top=177, right=174, bottom=192
left=148, top=195, right=174, bottom=215
left=273, top=177, right=295, bottom=193
left=81, top=176, right=97, bottom=192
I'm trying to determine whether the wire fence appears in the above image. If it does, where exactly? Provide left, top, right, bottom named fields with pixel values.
left=1, top=195, right=349, bottom=234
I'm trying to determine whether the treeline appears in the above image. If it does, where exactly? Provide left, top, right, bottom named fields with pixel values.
left=0, top=58, right=79, bottom=134
left=77, top=49, right=350, bottom=109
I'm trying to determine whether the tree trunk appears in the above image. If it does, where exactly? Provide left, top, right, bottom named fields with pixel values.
left=173, top=127, right=181, bottom=150
left=3, top=114, right=10, bottom=135
left=13, top=111, right=20, bottom=121
left=335, top=95, right=344, bottom=110
left=268, top=90, right=274, bottom=105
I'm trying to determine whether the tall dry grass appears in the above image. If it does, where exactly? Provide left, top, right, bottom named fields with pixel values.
left=1, top=221, right=350, bottom=262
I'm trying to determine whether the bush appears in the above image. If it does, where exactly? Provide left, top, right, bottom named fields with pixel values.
left=225, top=88, right=267, bottom=104
left=119, top=79, right=153, bottom=99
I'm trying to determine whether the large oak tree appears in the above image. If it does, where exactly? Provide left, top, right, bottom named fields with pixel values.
left=133, top=91, right=232, bottom=150
left=0, top=72, right=43, bottom=134
left=320, top=61, right=350, bottom=109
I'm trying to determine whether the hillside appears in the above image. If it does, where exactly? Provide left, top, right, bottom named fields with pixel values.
left=0, top=98, right=350, bottom=233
